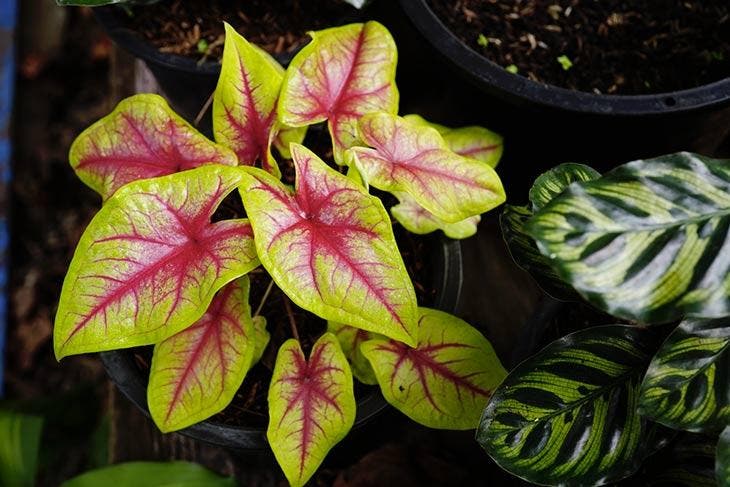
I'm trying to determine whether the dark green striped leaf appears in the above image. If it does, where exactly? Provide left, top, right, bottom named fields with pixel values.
left=501, top=163, right=599, bottom=301
left=526, top=152, right=730, bottom=324
left=639, top=318, right=730, bottom=432
left=529, top=163, right=601, bottom=212
left=718, top=426, right=730, bottom=486
left=477, top=325, right=653, bottom=486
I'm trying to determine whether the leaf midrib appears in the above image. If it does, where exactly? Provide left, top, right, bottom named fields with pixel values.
left=503, top=365, right=644, bottom=431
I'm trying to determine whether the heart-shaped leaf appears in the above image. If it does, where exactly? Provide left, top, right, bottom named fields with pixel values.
left=403, top=114, right=503, bottom=167
left=526, top=152, right=730, bottom=324
left=278, top=22, right=399, bottom=164
left=147, top=277, right=256, bottom=432
left=267, top=334, right=355, bottom=487
left=501, top=163, right=600, bottom=301
left=213, top=24, right=305, bottom=177
left=639, top=317, right=730, bottom=432
left=391, top=191, right=480, bottom=239
left=54, top=165, right=259, bottom=359
left=70, top=94, right=237, bottom=201
left=327, top=321, right=382, bottom=385
left=348, top=112, right=505, bottom=222
left=718, top=427, right=730, bottom=486
left=477, top=325, right=653, bottom=486
left=238, top=143, right=418, bottom=346
left=362, top=307, right=506, bottom=429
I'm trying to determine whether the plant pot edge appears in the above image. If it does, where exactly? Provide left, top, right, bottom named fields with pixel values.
left=398, top=0, right=730, bottom=117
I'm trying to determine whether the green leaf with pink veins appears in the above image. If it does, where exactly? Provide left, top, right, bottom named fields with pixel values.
left=278, top=21, right=399, bottom=165
left=391, top=191, right=481, bottom=240
left=403, top=114, right=504, bottom=168
left=237, top=143, right=419, bottom=346
left=147, top=276, right=256, bottom=432
left=362, top=307, right=507, bottom=430
left=267, top=334, right=355, bottom=487
left=327, top=321, right=383, bottom=385
left=54, top=165, right=260, bottom=359
left=213, top=23, right=305, bottom=178
left=348, top=112, right=506, bottom=223
left=70, top=94, right=237, bottom=201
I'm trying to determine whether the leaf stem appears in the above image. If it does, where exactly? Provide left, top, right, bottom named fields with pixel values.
left=254, top=279, right=275, bottom=317
left=283, top=296, right=300, bottom=342
left=193, top=91, right=215, bottom=127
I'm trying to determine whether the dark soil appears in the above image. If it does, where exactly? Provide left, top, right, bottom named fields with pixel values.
left=121, top=0, right=359, bottom=62
left=428, top=0, right=730, bottom=94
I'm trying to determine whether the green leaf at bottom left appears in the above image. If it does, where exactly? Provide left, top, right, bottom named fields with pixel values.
left=0, top=410, right=43, bottom=487
left=61, top=461, right=234, bottom=487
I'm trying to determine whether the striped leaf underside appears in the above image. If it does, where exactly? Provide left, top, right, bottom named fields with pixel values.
left=477, top=325, right=653, bottom=486
left=526, top=152, right=730, bottom=324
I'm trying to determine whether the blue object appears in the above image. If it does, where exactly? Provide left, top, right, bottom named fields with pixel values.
left=0, top=0, right=15, bottom=396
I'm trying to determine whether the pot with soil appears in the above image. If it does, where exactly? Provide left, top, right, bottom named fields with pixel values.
left=92, top=0, right=362, bottom=125
left=53, top=21, right=511, bottom=486
left=396, top=0, right=730, bottom=192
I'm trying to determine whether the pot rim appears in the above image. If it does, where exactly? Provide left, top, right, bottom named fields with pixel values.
left=399, top=0, right=730, bottom=117
left=102, top=236, right=463, bottom=451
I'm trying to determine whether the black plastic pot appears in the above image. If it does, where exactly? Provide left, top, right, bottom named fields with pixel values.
left=394, top=0, right=730, bottom=193
left=101, top=235, right=462, bottom=453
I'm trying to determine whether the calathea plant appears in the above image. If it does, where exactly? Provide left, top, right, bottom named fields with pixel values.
left=54, top=21, right=508, bottom=486
left=479, top=152, right=730, bottom=486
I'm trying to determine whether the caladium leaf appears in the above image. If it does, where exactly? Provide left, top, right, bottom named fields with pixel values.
left=391, top=192, right=480, bottom=240
left=213, top=24, right=305, bottom=177
left=268, top=334, right=355, bottom=487
left=327, top=321, right=382, bottom=385
left=238, top=143, right=419, bottom=346
left=348, top=112, right=505, bottom=223
left=403, top=114, right=503, bottom=168
left=361, top=307, right=506, bottom=429
left=477, top=325, right=654, bottom=486
left=54, top=165, right=259, bottom=359
left=638, top=317, right=730, bottom=432
left=271, top=124, right=308, bottom=161
left=147, top=277, right=256, bottom=432
left=278, top=22, right=399, bottom=164
left=526, top=152, right=730, bottom=324
left=718, top=427, right=730, bottom=486
left=251, top=315, right=270, bottom=365
left=70, top=94, right=237, bottom=201
left=501, top=163, right=600, bottom=301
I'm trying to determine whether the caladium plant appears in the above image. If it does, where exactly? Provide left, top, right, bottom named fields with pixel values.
left=55, top=21, right=507, bottom=486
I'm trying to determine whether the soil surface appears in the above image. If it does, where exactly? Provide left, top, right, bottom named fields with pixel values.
left=428, top=0, right=730, bottom=94
left=121, top=0, right=359, bottom=62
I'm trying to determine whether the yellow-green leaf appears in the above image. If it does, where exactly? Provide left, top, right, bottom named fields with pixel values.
left=54, top=165, right=259, bottom=359
left=70, top=94, right=237, bottom=201
left=362, top=308, right=506, bottom=429
left=278, top=22, right=399, bottom=164
left=267, top=334, right=355, bottom=487
left=147, top=277, right=256, bottom=432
